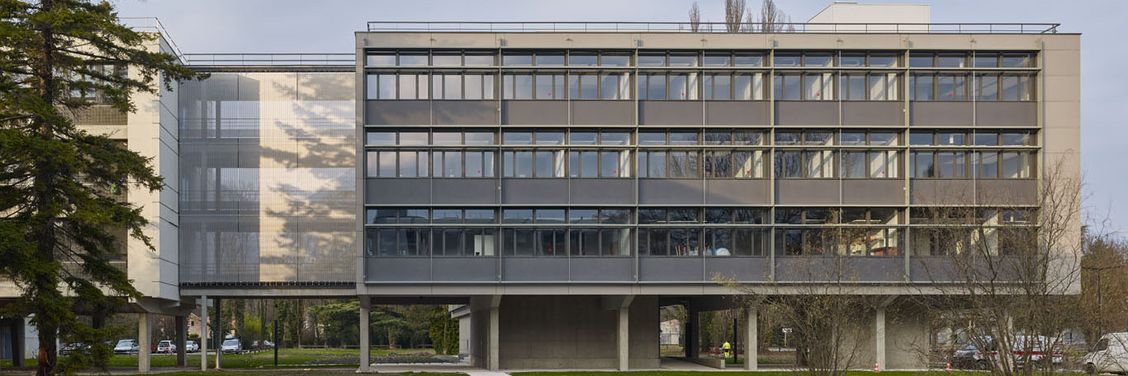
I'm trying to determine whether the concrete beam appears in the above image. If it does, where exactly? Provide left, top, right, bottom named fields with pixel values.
left=359, top=297, right=371, bottom=372
left=138, top=312, right=151, bottom=373
left=745, top=307, right=758, bottom=371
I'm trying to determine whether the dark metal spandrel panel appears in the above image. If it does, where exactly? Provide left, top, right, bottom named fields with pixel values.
left=975, top=102, right=1037, bottom=127
left=569, top=257, right=634, bottom=282
left=842, top=180, right=906, bottom=205
left=365, top=100, right=430, bottom=125
left=705, top=180, right=770, bottom=205
left=910, top=102, right=974, bottom=126
left=366, top=178, right=431, bottom=205
left=570, top=179, right=634, bottom=205
left=432, top=257, right=498, bottom=282
left=433, top=100, right=499, bottom=125
left=639, top=101, right=703, bottom=125
left=502, top=101, right=568, bottom=125
left=776, top=257, right=903, bottom=282
left=571, top=101, right=634, bottom=125
left=501, top=179, right=569, bottom=205
left=705, top=101, right=770, bottom=125
left=775, top=101, right=839, bottom=126
left=639, top=257, right=705, bottom=282
left=976, top=180, right=1037, bottom=205
left=639, top=179, right=704, bottom=205
left=705, top=257, right=771, bottom=282
left=501, top=258, right=569, bottom=282
left=432, top=178, right=497, bottom=205
left=910, top=179, right=974, bottom=205
left=775, top=179, right=839, bottom=205
left=841, top=101, right=904, bottom=126
left=365, top=257, right=431, bottom=282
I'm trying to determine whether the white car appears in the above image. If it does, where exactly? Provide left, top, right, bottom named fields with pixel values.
left=113, top=339, right=138, bottom=354
left=1083, top=333, right=1128, bottom=375
left=185, top=340, right=200, bottom=353
left=156, top=340, right=176, bottom=353
left=220, top=338, right=242, bottom=354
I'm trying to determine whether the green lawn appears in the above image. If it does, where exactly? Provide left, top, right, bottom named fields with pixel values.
left=514, top=370, right=952, bottom=372
left=0, top=347, right=438, bottom=369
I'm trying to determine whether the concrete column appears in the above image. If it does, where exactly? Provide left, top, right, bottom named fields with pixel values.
left=876, top=307, right=887, bottom=371
left=199, top=296, right=208, bottom=371
left=488, top=300, right=500, bottom=371
left=745, top=307, right=758, bottom=371
left=616, top=296, right=634, bottom=371
left=358, top=297, right=371, bottom=372
left=686, top=309, right=699, bottom=359
left=138, top=312, right=151, bottom=373
left=175, top=315, right=187, bottom=367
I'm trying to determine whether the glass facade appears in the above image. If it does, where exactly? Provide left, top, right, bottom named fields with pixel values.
left=179, top=72, right=356, bottom=284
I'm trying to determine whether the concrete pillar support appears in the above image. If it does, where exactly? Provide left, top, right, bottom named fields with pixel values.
left=175, top=315, right=187, bottom=367
left=358, top=297, right=371, bottom=372
left=138, top=312, right=151, bottom=373
left=876, top=307, right=887, bottom=371
left=616, top=296, right=635, bottom=371
left=488, top=296, right=501, bottom=371
left=199, top=296, right=208, bottom=371
left=745, top=307, right=758, bottom=371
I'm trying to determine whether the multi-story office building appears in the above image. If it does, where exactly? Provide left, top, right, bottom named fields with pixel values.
left=1, top=3, right=1081, bottom=373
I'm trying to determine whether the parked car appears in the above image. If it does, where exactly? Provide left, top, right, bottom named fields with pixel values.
left=156, top=340, right=177, bottom=353
left=59, top=342, right=89, bottom=355
left=185, top=340, right=200, bottom=353
left=1082, top=332, right=1128, bottom=375
left=113, top=339, right=138, bottom=355
left=951, top=335, right=1063, bottom=370
left=220, top=338, right=242, bottom=354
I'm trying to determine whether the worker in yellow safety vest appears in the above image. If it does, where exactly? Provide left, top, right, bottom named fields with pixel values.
left=722, top=341, right=732, bottom=358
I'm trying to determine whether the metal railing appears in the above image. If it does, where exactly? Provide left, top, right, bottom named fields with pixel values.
left=181, top=53, right=356, bottom=66
left=366, top=21, right=1061, bottom=34
left=120, top=17, right=188, bottom=60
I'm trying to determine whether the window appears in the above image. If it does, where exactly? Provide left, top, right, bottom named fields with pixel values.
left=600, top=73, right=629, bottom=99
left=639, top=151, right=667, bottom=178
left=775, top=74, right=801, bottom=100
left=366, top=53, right=395, bottom=66
left=668, top=151, right=700, bottom=178
left=399, top=52, right=428, bottom=66
left=733, top=73, right=765, bottom=100
left=464, top=53, right=495, bottom=66
left=568, top=52, right=597, bottom=66
left=1001, top=152, right=1032, bottom=178
left=704, top=74, right=732, bottom=100
left=638, top=53, right=666, bottom=67
left=502, top=53, right=533, bottom=66
left=366, top=74, right=396, bottom=100
left=503, top=74, right=533, bottom=99
left=911, top=74, right=934, bottom=101
left=704, top=53, right=732, bottom=67
left=977, top=74, right=999, bottom=101
left=936, top=74, right=967, bottom=100
left=569, top=73, right=599, bottom=99
left=734, top=53, right=764, bottom=67
left=640, top=74, right=666, bottom=100
left=669, top=53, right=699, bottom=67
left=535, top=74, right=565, bottom=99
left=601, top=53, right=631, bottom=67
left=535, top=52, right=565, bottom=66
left=432, top=53, right=461, bottom=66
left=773, top=53, right=800, bottom=67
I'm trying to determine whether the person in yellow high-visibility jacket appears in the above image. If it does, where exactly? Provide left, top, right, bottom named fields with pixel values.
left=722, top=341, right=732, bottom=359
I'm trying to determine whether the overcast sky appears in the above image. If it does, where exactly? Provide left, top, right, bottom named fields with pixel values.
left=110, top=0, right=1128, bottom=237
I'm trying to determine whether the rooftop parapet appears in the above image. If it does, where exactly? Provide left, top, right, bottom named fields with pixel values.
left=364, top=21, right=1060, bottom=34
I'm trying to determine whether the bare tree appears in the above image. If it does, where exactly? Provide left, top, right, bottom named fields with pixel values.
left=720, top=212, right=883, bottom=376
left=689, top=2, right=702, bottom=32
left=1079, top=235, right=1128, bottom=345
left=914, top=159, right=1084, bottom=376
left=724, top=0, right=747, bottom=33
left=758, top=0, right=791, bottom=32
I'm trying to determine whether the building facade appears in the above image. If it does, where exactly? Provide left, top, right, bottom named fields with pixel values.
left=1, top=3, right=1082, bottom=373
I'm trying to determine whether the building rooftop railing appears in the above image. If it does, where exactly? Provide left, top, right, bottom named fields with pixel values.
left=181, top=53, right=356, bottom=66
left=366, top=21, right=1061, bottom=34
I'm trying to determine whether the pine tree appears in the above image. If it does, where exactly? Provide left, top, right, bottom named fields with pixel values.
left=0, top=1, right=201, bottom=374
